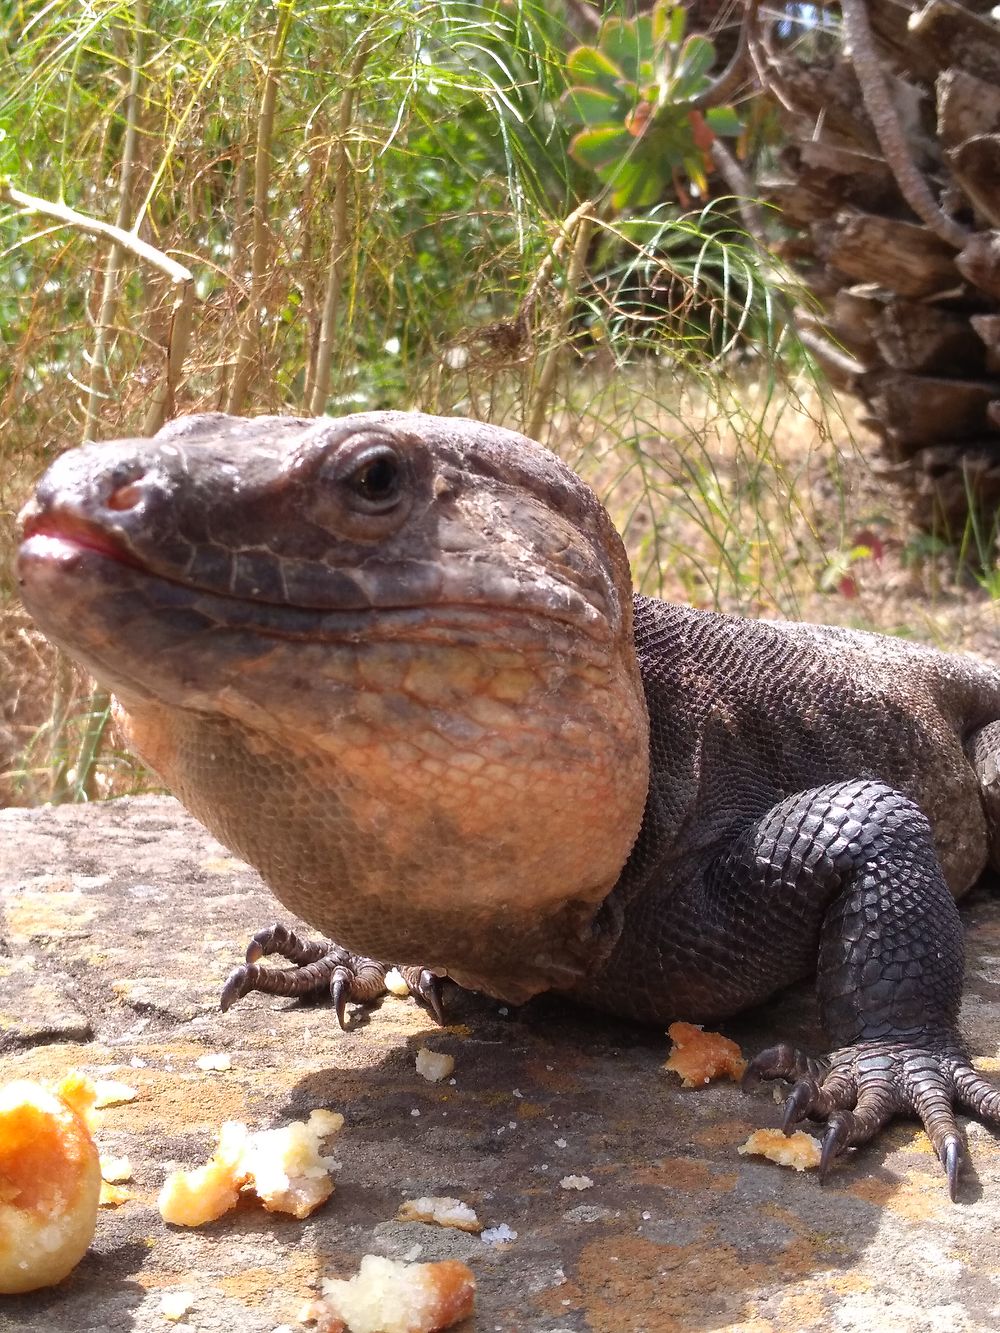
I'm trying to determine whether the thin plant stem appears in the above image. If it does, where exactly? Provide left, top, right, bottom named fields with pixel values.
left=84, top=0, right=147, bottom=442
left=226, top=0, right=296, bottom=414
left=308, top=41, right=372, bottom=417
left=525, top=204, right=595, bottom=444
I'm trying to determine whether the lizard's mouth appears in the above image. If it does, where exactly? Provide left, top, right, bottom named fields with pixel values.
left=19, top=506, right=611, bottom=645
left=19, top=511, right=144, bottom=570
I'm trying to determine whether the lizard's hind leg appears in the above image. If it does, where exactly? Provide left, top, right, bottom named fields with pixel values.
left=966, top=719, right=1000, bottom=873
left=718, top=779, right=1000, bottom=1198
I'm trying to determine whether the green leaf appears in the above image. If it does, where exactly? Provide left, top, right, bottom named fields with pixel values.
left=560, top=85, right=620, bottom=126
left=634, top=16, right=655, bottom=63
left=674, top=35, right=716, bottom=92
left=600, top=19, right=643, bottom=84
left=648, top=107, right=693, bottom=151
left=566, top=45, right=622, bottom=97
left=705, top=106, right=741, bottom=137
left=607, top=156, right=648, bottom=207
left=653, top=1, right=687, bottom=47
left=684, top=152, right=709, bottom=195
left=569, top=124, right=633, bottom=174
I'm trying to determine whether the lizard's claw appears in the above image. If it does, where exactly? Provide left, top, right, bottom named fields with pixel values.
left=219, top=923, right=446, bottom=1029
left=398, top=967, right=446, bottom=1025
left=745, top=1034, right=1000, bottom=1199
left=220, top=928, right=386, bottom=1028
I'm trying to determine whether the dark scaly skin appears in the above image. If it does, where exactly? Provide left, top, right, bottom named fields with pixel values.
left=17, top=411, right=1000, bottom=1198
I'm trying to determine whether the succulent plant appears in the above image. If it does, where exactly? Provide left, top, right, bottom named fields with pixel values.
left=561, top=1, right=741, bottom=209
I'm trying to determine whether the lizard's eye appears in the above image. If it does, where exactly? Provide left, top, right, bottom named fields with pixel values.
left=344, top=445, right=403, bottom=513
left=309, top=430, right=416, bottom=539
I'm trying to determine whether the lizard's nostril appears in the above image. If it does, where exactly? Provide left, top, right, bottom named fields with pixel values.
left=106, top=481, right=144, bottom=512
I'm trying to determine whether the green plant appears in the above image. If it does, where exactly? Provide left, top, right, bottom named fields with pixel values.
left=0, top=0, right=840, bottom=808
left=560, top=1, right=741, bottom=209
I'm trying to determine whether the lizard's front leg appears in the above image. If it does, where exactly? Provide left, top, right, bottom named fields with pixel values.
left=725, top=779, right=1000, bottom=1198
left=219, top=924, right=445, bottom=1028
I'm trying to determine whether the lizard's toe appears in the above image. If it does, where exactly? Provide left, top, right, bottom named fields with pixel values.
left=329, top=954, right=390, bottom=1029
left=243, top=922, right=333, bottom=967
left=397, top=966, right=446, bottom=1025
left=743, top=1042, right=830, bottom=1090
left=219, top=924, right=388, bottom=1024
left=744, top=1032, right=1000, bottom=1197
left=219, top=923, right=446, bottom=1029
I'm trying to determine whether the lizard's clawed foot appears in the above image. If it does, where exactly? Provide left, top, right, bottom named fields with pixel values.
left=744, top=1033, right=1000, bottom=1199
left=219, top=923, right=445, bottom=1029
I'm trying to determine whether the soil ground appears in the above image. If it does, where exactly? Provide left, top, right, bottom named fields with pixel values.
left=2, top=796, right=1000, bottom=1333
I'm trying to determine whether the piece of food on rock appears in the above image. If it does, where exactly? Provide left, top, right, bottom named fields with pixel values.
left=306, top=1254, right=476, bottom=1333
left=54, top=1069, right=137, bottom=1121
left=0, top=1080, right=102, bottom=1294
left=663, top=1021, right=747, bottom=1087
left=397, top=1196, right=480, bottom=1232
left=52, top=1070, right=99, bottom=1128
left=158, top=1108, right=344, bottom=1226
left=414, top=1049, right=454, bottom=1083
left=738, top=1128, right=822, bottom=1171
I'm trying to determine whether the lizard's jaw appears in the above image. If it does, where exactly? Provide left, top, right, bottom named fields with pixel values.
left=110, top=626, right=649, bottom=1001
left=19, top=520, right=650, bottom=1000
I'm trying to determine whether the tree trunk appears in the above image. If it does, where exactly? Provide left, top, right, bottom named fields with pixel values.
left=755, top=0, right=1000, bottom=537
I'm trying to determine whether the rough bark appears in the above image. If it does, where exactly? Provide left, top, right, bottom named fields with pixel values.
left=754, top=0, right=1000, bottom=538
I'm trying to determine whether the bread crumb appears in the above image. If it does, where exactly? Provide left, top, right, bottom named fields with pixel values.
left=158, top=1108, right=344, bottom=1226
left=398, top=1196, right=481, bottom=1232
left=93, top=1079, right=138, bottom=1107
left=100, top=1154, right=132, bottom=1183
left=663, top=1022, right=747, bottom=1088
left=481, top=1223, right=517, bottom=1245
left=414, top=1049, right=454, bottom=1083
left=312, top=1254, right=475, bottom=1333
left=196, top=1053, right=232, bottom=1072
left=385, top=968, right=411, bottom=997
left=0, top=1080, right=102, bottom=1293
left=157, top=1143, right=242, bottom=1227
left=738, top=1128, right=822, bottom=1171
left=98, top=1181, right=131, bottom=1207
left=559, top=1175, right=593, bottom=1191
left=159, top=1290, right=195, bottom=1320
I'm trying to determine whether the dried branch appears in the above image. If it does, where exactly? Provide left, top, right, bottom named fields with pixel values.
left=308, top=41, right=372, bottom=417
left=225, top=0, right=295, bottom=414
left=691, top=0, right=759, bottom=111
left=141, top=280, right=195, bottom=435
left=2, top=183, right=196, bottom=420
left=796, top=324, right=865, bottom=388
left=84, top=0, right=147, bottom=443
left=710, top=139, right=768, bottom=237
left=562, top=0, right=601, bottom=34
left=1, top=185, right=192, bottom=285
left=839, top=0, right=968, bottom=249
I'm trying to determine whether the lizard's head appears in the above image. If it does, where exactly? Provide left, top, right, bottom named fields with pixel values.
left=18, top=412, right=650, bottom=1000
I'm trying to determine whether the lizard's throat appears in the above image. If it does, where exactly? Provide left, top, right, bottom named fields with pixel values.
left=114, top=646, right=650, bottom=1000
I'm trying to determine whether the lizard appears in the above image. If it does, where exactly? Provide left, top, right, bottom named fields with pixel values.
left=16, top=409, right=1000, bottom=1198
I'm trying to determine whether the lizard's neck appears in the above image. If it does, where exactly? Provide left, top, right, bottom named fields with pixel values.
left=115, top=632, right=649, bottom=1001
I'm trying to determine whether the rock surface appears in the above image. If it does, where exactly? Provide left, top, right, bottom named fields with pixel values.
left=2, top=795, right=1000, bottom=1332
